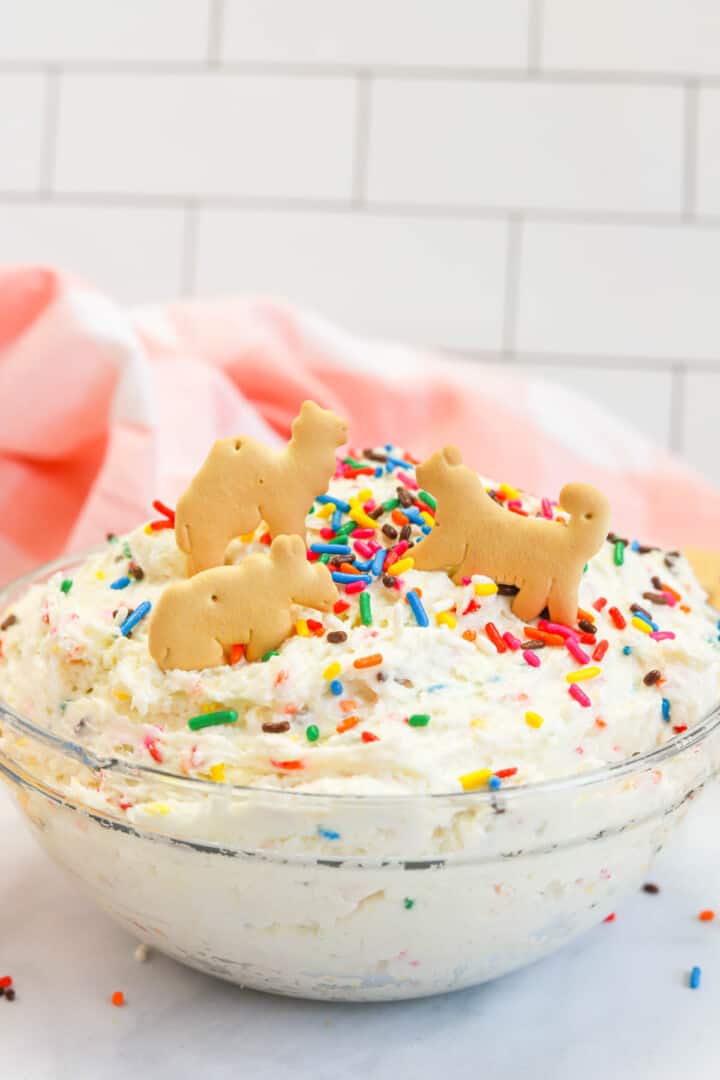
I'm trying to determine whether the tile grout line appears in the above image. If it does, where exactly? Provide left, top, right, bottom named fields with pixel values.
left=180, top=203, right=199, bottom=296
left=527, top=0, right=544, bottom=72
left=207, top=0, right=225, bottom=67
left=683, top=81, right=699, bottom=218
left=352, top=74, right=372, bottom=205
left=501, top=214, right=524, bottom=357
left=669, top=363, right=687, bottom=454
left=39, top=67, right=61, bottom=194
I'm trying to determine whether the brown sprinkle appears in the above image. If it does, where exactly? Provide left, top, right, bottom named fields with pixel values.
left=363, top=448, right=387, bottom=463
left=578, top=619, right=597, bottom=634
left=262, top=720, right=291, bottom=734
left=4, top=989, right=15, bottom=1001
left=643, top=669, right=662, bottom=686
left=382, top=523, right=398, bottom=540
left=396, top=487, right=414, bottom=508
left=642, top=882, right=660, bottom=894
left=399, top=525, right=413, bottom=542
left=497, top=583, right=520, bottom=597
left=368, top=505, right=385, bottom=520
left=522, top=639, right=546, bottom=650
left=0, top=613, right=18, bottom=631
left=128, top=562, right=145, bottom=581
left=326, top=630, right=347, bottom=644
left=643, top=591, right=670, bottom=606
left=382, top=574, right=397, bottom=588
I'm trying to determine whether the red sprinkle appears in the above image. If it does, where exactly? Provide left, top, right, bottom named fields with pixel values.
left=152, top=499, right=175, bottom=523
left=361, top=731, right=380, bottom=743
left=111, top=991, right=125, bottom=1007
left=0, top=976, right=12, bottom=989
left=320, top=527, right=336, bottom=540
left=495, top=767, right=518, bottom=779
left=593, top=597, right=608, bottom=612
left=144, top=736, right=163, bottom=764
left=345, top=580, right=366, bottom=595
left=462, top=598, right=481, bottom=615
left=592, top=640, right=609, bottom=662
left=604, top=913, right=616, bottom=923
left=229, top=643, right=245, bottom=665
left=485, top=622, right=507, bottom=654
left=608, top=606, right=626, bottom=630
left=672, top=724, right=688, bottom=734
left=149, top=519, right=173, bottom=531
left=333, top=600, right=350, bottom=615
left=270, top=759, right=305, bottom=770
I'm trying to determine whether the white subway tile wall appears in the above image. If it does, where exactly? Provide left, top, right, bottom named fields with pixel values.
left=0, top=1, right=718, bottom=485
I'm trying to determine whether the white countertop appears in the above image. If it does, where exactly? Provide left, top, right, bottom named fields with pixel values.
left=3, top=781, right=720, bottom=1080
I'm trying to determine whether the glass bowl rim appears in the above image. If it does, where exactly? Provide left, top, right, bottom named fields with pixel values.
left=2, top=549, right=720, bottom=807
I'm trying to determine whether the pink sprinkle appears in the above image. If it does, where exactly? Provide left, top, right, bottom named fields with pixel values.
left=352, top=528, right=375, bottom=539
left=503, top=632, right=522, bottom=651
left=507, top=499, right=522, bottom=511
left=345, top=580, right=367, bottom=595
left=320, top=527, right=336, bottom=540
left=353, top=540, right=374, bottom=559
left=363, top=499, right=376, bottom=512
left=650, top=630, right=676, bottom=641
left=397, top=471, right=418, bottom=491
left=566, top=638, right=591, bottom=665
left=540, top=620, right=578, bottom=639
left=522, top=649, right=541, bottom=668
left=462, top=576, right=471, bottom=586
left=385, top=540, right=410, bottom=569
left=540, top=497, right=553, bottom=520
left=367, top=539, right=382, bottom=553
left=569, top=684, right=591, bottom=708
left=662, top=592, right=677, bottom=607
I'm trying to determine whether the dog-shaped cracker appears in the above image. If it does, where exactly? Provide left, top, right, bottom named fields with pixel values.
left=175, top=400, right=348, bottom=575
left=411, top=447, right=611, bottom=627
left=149, top=535, right=338, bottom=670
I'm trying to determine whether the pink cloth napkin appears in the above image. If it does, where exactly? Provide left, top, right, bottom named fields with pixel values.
left=1, top=265, right=719, bottom=584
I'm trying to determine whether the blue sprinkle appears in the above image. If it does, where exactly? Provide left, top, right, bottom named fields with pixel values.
left=631, top=539, right=640, bottom=551
left=331, top=509, right=342, bottom=531
left=317, top=494, right=351, bottom=513
left=403, top=507, right=425, bottom=526
left=332, top=572, right=372, bottom=585
left=690, top=965, right=702, bottom=990
left=329, top=679, right=343, bottom=696
left=119, top=600, right=152, bottom=637
left=421, top=525, right=433, bottom=534
left=310, top=543, right=351, bottom=555
left=354, top=559, right=373, bottom=572
left=371, top=549, right=386, bottom=576
left=488, top=776, right=502, bottom=791
left=386, top=455, right=413, bottom=470
left=623, top=645, right=632, bottom=655
left=384, top=443, right=393, bottom=452
left=427, top=683, right=448, bottom=693
left=662, top=697, right=671, bottom=721
left=406, top=589, right=429, bottom=627
left=318, top=826, right=341, bottom=841
left=633, top=609, right=659, bottom=632
left=374, top=466, right=383, bottom=478
left=110, top=575, right=131, bottom=590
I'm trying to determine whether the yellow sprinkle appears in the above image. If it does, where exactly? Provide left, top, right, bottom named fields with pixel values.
left=95, top=570, right=105, bottom=580
left=474, top=582, right=498, bottom=597
left=525, top=711, right=544, bottom=728
left=459, top=768, right=493, bottom=791
left=296, top=618, right=311, bottom=637
left=350, top=508, right=378, bottom=530
left=143, top=523, right=153, bottom=535
left=420, top=511, right=434, bottom=528
left=323, top=661, right=342, bottom=681
left=566, top=666, right=602, bottom=683
left=113, top=690, right=130, bottom=702
left=209, top=763, right=226, bottom=783
left=356, top=488, right=372, bottom=502
left=316, top=503, right=335, bottom=520
left=499, top=482, right=520, bottom=499
left=631, top=617, right=652, bottom=635
left=435, top=611, right=457, bottom=629
left=470, top=718, right=487, bottom=729
left=201, top=701, right=225, bottom=714
left=390, top=557, right=414, bottom=576
left=239, top=531, right=256, bottom=542
left=145, top=802, right=170, bottom=816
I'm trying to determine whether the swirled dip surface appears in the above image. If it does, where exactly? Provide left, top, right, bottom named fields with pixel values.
left=1, top=452, right=719, bottom=800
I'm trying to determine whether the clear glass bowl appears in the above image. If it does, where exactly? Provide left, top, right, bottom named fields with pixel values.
left=2, top=554, right=720, bottom=1002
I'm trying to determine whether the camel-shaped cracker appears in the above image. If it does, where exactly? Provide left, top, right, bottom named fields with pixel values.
left=149, top=535, right=338, bottom=670
left=175, top=400, right=348, bottom=575
left=411, top=447, right=611, bottom=627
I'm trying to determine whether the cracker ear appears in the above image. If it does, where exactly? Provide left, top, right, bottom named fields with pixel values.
left=442, top=446, right=463, bottom=466
left=271, top=534, right=307, bottom=563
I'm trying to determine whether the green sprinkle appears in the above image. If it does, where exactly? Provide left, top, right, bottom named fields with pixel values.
left=408, top=714, right=430, bottom=728
left=262, top=650, right=279, bottom=662
left=188, top=708, right=238, bottom=732
left=614, top=540, right=625, bottom=567
left=343, top=456, right=365, bottom=468
left=583, top=562, right=588, bottom=574
left=418, top=490, right=436, bottom=511
left=60, top=579, right=73, bottom=594
left=404, top=897, right=415, bottom=910
left=335, top=522, right=356, bottom=539
left=383, top=497, right=400, bottom=512
left=319, top=553, right=331, bottom=564
left=122, top=541, right=132, bottom=559
left=306, top=724, right=320, bottom=742
left=359, top=591, right=372, bottom=626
